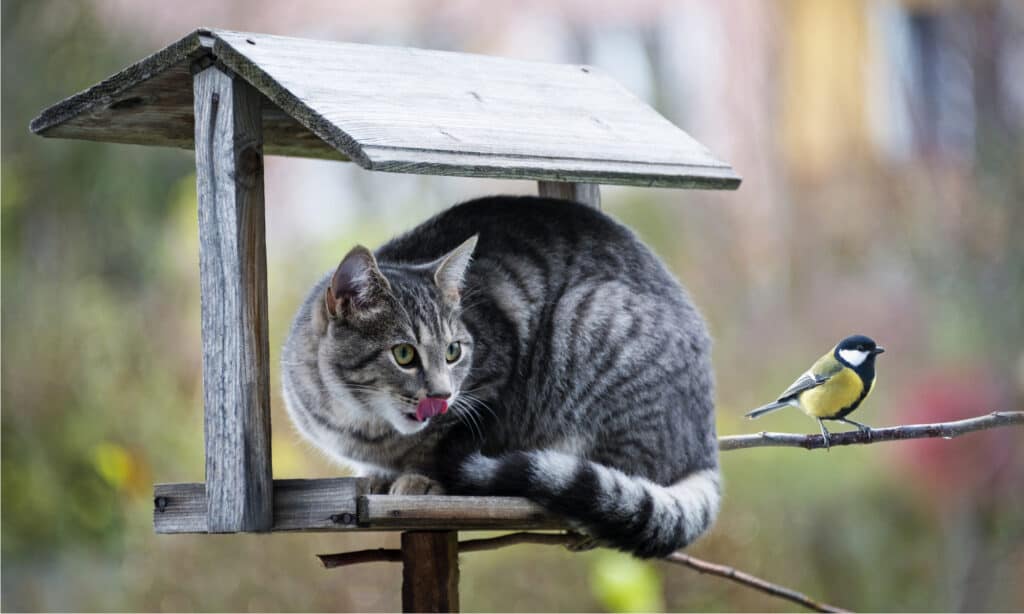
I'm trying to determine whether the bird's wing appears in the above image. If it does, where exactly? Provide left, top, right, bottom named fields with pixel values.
left=776, top=350, right=844, bottom=401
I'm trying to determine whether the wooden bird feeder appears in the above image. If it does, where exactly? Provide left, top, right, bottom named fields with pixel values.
left=32, top=28, right=740, bottom=612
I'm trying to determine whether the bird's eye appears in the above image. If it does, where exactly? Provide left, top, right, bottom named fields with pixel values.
left=445, top=341, right=462, bottom=363
left=392, top=344, right=417, bottom=367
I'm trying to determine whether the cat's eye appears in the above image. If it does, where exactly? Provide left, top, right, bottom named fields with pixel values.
left=392, top=344, right=417, bottom=367
left=445, top=342, right=462, bottom=363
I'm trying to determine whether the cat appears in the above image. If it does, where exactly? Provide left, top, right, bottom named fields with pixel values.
left=280, top=195, right=720, bottom=558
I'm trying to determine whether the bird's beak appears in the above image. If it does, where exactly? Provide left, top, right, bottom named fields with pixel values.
left=872, top=346, right=885, bottom=354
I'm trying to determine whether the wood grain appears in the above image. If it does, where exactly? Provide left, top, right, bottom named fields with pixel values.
left=538, top=181, right=601, bottom=208
left=401, top=532, right=460, bottom=613
left=194, top=65, right=273, bottom=533
left=154, top=478, right=366, bottom=533
left=153, top=479, right=568, bottom=533
left=31, top=28, right=740, bottom=189
left=358, top=495, right=565, bottom=530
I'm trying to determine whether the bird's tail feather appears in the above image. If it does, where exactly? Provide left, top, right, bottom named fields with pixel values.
left=449, top=450, right=720, bottom=558
left=745, top=400, right=790, bottom=419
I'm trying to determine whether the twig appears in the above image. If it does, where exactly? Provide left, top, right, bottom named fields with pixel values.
left=319, top=547, right=402, bottom=568
left=459, top=531, right=589, bottom=552
left=318, top=531, right=586, bottom=567
left=719, top=410, right=1023, bottom=451
left=664, top=552, right=847, bottom=613
left=319, top=532, right=846, bottom=611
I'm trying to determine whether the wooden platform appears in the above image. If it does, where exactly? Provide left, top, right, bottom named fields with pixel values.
left=31, top=28, right=740, bottom=189
left=153, top=478, right=566, bottom=533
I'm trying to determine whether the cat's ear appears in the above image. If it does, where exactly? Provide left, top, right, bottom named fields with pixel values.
left=323, top=245, right=391, bottom=321
left=433, top=234, right=478, bottom=304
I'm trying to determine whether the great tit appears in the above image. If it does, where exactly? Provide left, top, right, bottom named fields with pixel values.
left=745, top=334, right=885, bottom=449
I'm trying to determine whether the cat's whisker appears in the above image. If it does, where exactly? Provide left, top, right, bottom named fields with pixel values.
left=453, top=410, right=480, bottom=443
left=462, top=401, right=497, bottom=423
left=458, top=391, right=498, bottom=421
left=455, top=396, right=494, bottom=444
left=452, top=399, right=484, bottom=442
left=344, top=383, right=418, bottom=405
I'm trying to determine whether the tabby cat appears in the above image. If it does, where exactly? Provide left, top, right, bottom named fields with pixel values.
left=281, top=196, right=720, bottom=558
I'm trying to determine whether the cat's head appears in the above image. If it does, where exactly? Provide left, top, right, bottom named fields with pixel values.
left=314, top=236, right=477, bottom=435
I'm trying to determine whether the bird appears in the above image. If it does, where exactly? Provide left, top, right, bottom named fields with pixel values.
left=746, top=334, right=885, bottom=449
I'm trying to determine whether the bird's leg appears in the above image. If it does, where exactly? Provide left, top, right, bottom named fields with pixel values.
left=840, top=417, right=873, bottom=441
left=817, top=418, right=831, bottom=451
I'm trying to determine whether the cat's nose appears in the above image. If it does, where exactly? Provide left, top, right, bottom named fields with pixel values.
left=426, top=390, right=451, bottom=401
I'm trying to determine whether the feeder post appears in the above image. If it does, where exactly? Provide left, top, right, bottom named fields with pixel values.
left=401, top=531, right=460, bottom=612
left=538, top=181, right=601, bottom=209
left=192, top=62, right=274, bottom=532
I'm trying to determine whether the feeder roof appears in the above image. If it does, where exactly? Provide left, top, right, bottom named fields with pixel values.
left=31, top=28, right=740, bottom=189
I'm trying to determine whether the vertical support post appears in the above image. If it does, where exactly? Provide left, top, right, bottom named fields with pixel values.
left=193, top=63, right=273, bottom=532
left=402, top=531, right=460, bottom=613
left=538, top=181, right=601, bottom=209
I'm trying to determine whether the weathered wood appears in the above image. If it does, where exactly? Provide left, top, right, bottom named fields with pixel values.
left=358, top=495, right=564, bottom=530
left=402, top=531, right=460, bottom=613
left=194, top=65, right=273, bottom=533
left=153, top=479, right=566, bottom=533
left=28, top=30, right=344, bottom=160
left=154, top=479, right=366, bottom=533
left=31, top=28, right=741, bottom=189
left=153, top=482, right=208, bottom=533
left=538, top=181, right=601, bottom=208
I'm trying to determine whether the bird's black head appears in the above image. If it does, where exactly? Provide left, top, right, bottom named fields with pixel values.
left=834, top=334, right=885, bottom=368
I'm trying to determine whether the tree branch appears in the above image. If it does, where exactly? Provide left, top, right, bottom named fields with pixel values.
left=317, top=411, right=1023, bottom=610
left=458, top=531, right=589, bottom=552
left=719, top=410, right=1022, bottom=451
left=318, top=547, right=402, bottom=568
left=664, top=552, right=847, bottom=613
left=317, top=532, right=587, bottom=568
left=319, top=532, right=846, bottom=611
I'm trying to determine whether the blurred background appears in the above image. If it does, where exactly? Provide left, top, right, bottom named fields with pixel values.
left=3, top=0, right=1023, bottom=611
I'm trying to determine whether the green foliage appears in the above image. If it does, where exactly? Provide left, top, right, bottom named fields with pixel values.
left=1, top=0, right=197, bottom=561
left=589, top=551, right=665, bottom=613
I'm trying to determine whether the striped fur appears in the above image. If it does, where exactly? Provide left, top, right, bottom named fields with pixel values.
left=281, top=196, right=720, bottom=557
left=455, top=451, right=720, bottom=558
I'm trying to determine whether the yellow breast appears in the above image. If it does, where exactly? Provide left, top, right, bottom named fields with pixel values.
left=797, top=369, right=864, bottom=418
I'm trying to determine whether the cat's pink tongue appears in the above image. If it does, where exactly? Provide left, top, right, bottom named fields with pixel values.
left=416, top=397, right=448, bottom=422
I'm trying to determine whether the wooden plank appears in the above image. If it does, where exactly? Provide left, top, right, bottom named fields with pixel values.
left=154, top=479, right=365, bottom=533
left=153, top=480, right=566, bottom=533
left=153, top=482, right=208, bottom=533
left=213, top=29, right=739, bottom=188
left=30, top=30, right=344, bottom=161
left=30, top=30, right=207, bottom=143
left=36, top=63, right=345, bottom=160
left=31, top=28, right=741, bottom=189
left=538, top=181, right=601, bottom=208
left=194, top=65, right=273, bottom=533
left=401, top=532, right=460, bottom=613
left=360, top=146, right=739, bottom=189
left=358, top=495, right=564, bottom=530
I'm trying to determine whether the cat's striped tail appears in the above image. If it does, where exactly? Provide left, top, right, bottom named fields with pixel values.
left=451, top=450, right=721, bottom=558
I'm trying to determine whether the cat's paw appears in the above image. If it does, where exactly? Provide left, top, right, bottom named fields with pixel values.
left=389, top=473, right=445, bottom=495
left=363, top=475, right=394, bottom=495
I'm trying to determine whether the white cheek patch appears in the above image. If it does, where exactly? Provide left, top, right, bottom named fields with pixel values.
left=838, top=349, right=869, bottom=367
